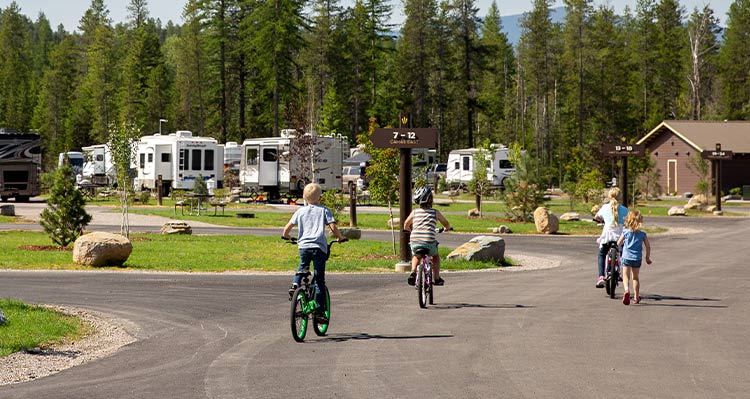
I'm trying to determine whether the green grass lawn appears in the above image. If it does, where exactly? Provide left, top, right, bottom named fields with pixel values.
left=0, top=231, right=507, bottom=272
left=0, top=299, right=89, bottom=358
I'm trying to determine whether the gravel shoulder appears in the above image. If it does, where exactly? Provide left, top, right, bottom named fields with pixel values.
left=0, top=306, right=138, bottom=386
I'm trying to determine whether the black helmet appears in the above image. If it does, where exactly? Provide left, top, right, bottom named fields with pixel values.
left=413, top=185, right=433, bottom=205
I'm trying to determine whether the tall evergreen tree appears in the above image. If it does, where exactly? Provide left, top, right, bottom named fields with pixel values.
left=451, top=0, right=482, bottom=148
left=560, top=0, right=592, bottom=148
left=718, top=0, right=750, bottom=120
left=399, top=0, right=439, bottom=129
left=0, top=3, right=34, bottom=130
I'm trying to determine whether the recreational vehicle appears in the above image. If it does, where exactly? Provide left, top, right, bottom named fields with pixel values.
left=0, top=129, right=41, bottom=202
left=446, top=145, right=515, bottom=189
left=223, top=141, right=242, bottom=171
left=58, top=151, right=84, bottom=178
left=82, top=144, right=115, bottom=186
left=134, top=131, right=224, bottom=193
left=240, top=131, right=344, bottom=200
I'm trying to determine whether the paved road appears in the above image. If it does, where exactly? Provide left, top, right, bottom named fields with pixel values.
left=2, top=201, right=750, bottom=398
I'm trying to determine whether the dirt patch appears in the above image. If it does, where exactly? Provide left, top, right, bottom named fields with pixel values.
left=18, top=245, right=73, bottom=252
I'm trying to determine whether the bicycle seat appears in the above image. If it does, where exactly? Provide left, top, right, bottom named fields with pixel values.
left=413, top=248, right=430, bottom=256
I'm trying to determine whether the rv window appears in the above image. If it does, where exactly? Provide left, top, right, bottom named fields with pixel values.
left=263, top=148, right=278, bottom=162
left=95, top=154, right=104, bottom=162
left=139, top=153, right=145, bottom=169
left=192, top=149, right=202, bottom=170
left=498, top=159, right=512, bottom=169
left=462, top=156, right=470, bottom=171
left=161, top=153, right=170, bottom=162
left=246, top=148, right=258, bottom=166
left=205, top=149, right=214, bottom=170
left=454, top=161, right=459, bottom=170
left=180, top=149, right=189, bottom=171
left=148, top=153, right=153, bottom=163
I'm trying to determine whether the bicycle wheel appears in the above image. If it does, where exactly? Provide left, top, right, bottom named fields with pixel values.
left=607, top=248, right=618, bottom=299
left=427, top=264, right=434, bottom=306
left=313, top=287, right=330, bottom=336
left=417, top=262, right=427, bottom=308
left=290, top=287, right=308, bottom=342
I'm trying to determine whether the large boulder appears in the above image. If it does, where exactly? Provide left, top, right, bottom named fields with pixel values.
left=387, top=217, right=400, bottom=229
left=73, top=232, right=132, bottom=267
left=447, top=236, right=505, bottom=263
left=161, top=222, right=192, bottom=235
left=685, top=194, right=708, bottom=210
left=560, top=212, right=580, bottom=221
left=335, top=227, right=362, bottom=240
left=668, top=206, right=686, bottom=216
left=533, top=207, right=559, bottom=234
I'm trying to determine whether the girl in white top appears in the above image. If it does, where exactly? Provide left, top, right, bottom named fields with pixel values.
left=593, top=187, right=628, bottom=288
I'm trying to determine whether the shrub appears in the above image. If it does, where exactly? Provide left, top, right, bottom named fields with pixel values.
left=193, top=174, right=208, bottom=195
left=39, top=164, right=92, bottom=247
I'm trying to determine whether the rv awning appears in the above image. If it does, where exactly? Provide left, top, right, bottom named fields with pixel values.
left=344, top=152, right=370, bottom=165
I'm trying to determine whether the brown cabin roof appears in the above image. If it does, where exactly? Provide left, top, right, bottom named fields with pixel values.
left=636, top=120, right=750, bottom=153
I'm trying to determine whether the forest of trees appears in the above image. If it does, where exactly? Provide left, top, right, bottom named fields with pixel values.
left=1, top=0, right=749, bottom=188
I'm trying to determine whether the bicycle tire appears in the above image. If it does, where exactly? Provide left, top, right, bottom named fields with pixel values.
left=607, top=248, right=618, bottom=299
left=427, top=265, right=434, bottom=305
left=417, top=262, right=427, bottom=308
left=290, top=287, right=308, bottom=342
left=313, top=287, right=331, bottom=336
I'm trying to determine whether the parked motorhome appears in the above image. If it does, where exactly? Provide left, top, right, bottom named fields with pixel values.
left=0, top=129, right=41, bottom=202
left=240, top=131, right=344, bottom=200
left=446, top=145, right=515, bottom=189
left=134, top=131, right=224, bottom=193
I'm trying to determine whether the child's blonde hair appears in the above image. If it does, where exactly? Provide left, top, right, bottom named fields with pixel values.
left=624, top=210, right=643, bottom=231
left=302, top=183, right=322, bottom=204
left=607, top=187, right=621, bottom=226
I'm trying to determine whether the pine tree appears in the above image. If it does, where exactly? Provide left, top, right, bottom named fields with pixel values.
left=718, top=0, right=750, bottom=119
left=0, top=3, right=34, bottom=130
left=399, top=0, right=439, bottom=129
left=686, top=6, right=721, bottom=120
left=39, top=163, right=92, bottom=247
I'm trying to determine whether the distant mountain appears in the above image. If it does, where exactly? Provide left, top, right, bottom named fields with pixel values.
left=501, top=6, right=566, bottom=47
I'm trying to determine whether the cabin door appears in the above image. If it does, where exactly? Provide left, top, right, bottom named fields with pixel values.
left=667, top=159, right=677, bottom=194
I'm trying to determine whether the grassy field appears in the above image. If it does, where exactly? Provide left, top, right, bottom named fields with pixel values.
left=0, top=299, right=89, bottom=358
left=0, top=231, right=508, bottom=272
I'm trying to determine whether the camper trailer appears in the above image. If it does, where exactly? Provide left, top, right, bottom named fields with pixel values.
left=0, top=129, right=41, bottom=202
left=446, top=145, right=515, bottom=189
left=58, top=151, right=85, bottom=178
left=223, top=141, right=242, bottom=171
left=134, top=131, right=224, bottom=193
left=240, top=131, right=344, bottom=200
left=82, top=144, right=115, bottom=186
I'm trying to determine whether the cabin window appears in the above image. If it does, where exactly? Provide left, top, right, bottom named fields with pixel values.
left=462, top=156, right=471, bottom=171
left=192, top=149, right=202, bottom=170
left=179, top=149, right=189, bottom=171
left=161, top=153, right=170, bottom=162
left=205, top=149, right=214, bottom=170
left=263, top=148, right=278, bottom=162
left=139, top=153, right=145, bottom=169
left=246, top=148, right=258, bottom=166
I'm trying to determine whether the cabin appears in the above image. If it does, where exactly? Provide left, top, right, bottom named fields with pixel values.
left=636, top=121, right=750, bottom=195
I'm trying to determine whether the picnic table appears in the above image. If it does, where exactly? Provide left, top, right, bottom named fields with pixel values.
left=185, top=193, right=213, bottom=216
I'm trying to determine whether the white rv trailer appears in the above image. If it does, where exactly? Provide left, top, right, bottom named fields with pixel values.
left=134, top=131, right=224, bottom=193
left=240, top=131, right=344, bottom=200
left=82, top=144, right=115, bottom=186
left=223, top=141, right=241, bottom=171
left=445, top=144, right=515, bottom=189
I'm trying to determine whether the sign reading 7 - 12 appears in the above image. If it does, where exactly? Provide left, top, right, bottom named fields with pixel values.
left=371, top=128, right=438, bottom=149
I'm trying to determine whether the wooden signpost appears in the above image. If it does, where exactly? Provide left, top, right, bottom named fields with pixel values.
left=601, top=141, right=644, bottom=207
left=372, top=123, right=438, bottom=269
left=702, top=143, right=733, bottom=213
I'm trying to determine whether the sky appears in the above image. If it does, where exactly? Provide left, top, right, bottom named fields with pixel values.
left=1, top=0, right=735, bottom=32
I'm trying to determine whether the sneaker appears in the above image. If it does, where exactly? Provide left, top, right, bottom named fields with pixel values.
left=288, top=283, right=298, bottom=300
left=407, top=271, right=416, bottom=286
left=622, top=291, right=631, bottom=305
left=433, top=277, right=445, bottom=286
left=634, top=296, right=642, bottom=304
left=596, top=276, right=605, bottom=288
left=314, top=311, right=328, bottom=324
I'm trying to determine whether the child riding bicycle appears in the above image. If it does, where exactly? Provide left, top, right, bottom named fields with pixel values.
left=593, top=187, right=628, bottom=288
left=282, top=183, right=346, bottom=323
left=403, top=186, right=451, bottom=286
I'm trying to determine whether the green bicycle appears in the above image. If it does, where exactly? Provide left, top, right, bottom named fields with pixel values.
left=285, top=237, right=347, bottom=342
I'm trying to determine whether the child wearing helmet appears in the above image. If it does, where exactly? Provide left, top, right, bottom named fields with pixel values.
left=403, top=186, right=451, bottom=286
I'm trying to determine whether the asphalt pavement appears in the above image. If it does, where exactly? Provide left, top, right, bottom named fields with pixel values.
left=2, top=199, right=750, bottom=398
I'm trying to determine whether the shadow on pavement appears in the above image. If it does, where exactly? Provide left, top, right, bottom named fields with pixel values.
left=426, top=303, right=532, bottom=310
left=640, top=294, right=726, bottom=308
left=321, top=333, right=453, bottom=343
